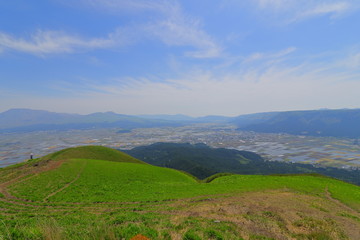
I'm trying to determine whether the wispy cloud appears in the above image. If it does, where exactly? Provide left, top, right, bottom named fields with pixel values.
left=80, top=0, right=222, bottom=58
left=215, top=47, right=297, bottom=71
left=243, top=47, right=297, bottom=63
left=0, top=30, right=114, bottom=56
left=81, top=0, right=179, bottom=15
left=145, top=14, right=222, bottom=58
left=4, top=0, right=222, bottom=58
left=24, top=48, right=357, bottom=116
left=292, top=1, right=352, bottom=22
left=255, top=0, right=294, bottom=10
left=40, top=70, right=359, bottom=116
left=252, top=0, right=358, bottom=23
left=337, top=50, right=360, bottom=69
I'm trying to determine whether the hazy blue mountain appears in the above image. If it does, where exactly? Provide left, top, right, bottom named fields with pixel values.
left=0, top=109, right=81, bottom=129
left=3, top=108, right=360, bottom=137
left=196, top=115, right=234, bottom=123
left=138, top=114, right=233, bottom=123
left=137, top=114, right=196, bottom=121
left=230, top=112, right=280, bottom=126
left=0, top=109, right=184, bottom=132
left=139, top=109, right=360, bottom=138
left=232, top=109, right=360, bottom=138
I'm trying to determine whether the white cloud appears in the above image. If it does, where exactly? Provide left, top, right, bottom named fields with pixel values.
left=243, top=47, right=296, bottom=63
left=338, top=51, right=360, bottom=69
left=0, top=30, right=114, bottom=56
left=252, top=0, right=358, bottom=23
left=146, top=15, right=222, bottom=58
left=216, top=47, right=297, bottom=72
left=11, top=66, right=359, bottom=116
left=18, top=49, right=356, bottom=116
left=81, top=0, right=222, bottom=58
left=1, top=0, right=221, bottom=58
left=350, top=53, right=360, bottom=68
left=83, top=0, right=180, bottom=15
left=256, top=0, right=295, bottom=9
left=292, top=2, right=351, bottom=21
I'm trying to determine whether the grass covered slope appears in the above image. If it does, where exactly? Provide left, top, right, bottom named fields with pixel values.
left=42, top=145, right=144, bottom=164
left=9, top=159, right=197, bottom=202
left=0, top=146, right=359, bottom=239
left=7, top=157, right=360, bottom=208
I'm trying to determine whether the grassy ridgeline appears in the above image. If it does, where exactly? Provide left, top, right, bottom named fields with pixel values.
left=8, top=157, right=360, bottom=207
left=0, top=146, right=360, bottom=239
left=42, top=145, right=144, bottom=163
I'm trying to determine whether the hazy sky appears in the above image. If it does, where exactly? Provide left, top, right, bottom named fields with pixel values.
left=1, top=0, right=360, bottom=116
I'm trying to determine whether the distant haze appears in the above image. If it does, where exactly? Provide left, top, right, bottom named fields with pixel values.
left=2, top=108, right=360, bottom=138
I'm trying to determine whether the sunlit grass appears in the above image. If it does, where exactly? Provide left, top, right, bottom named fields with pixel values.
left=0, top=146, right=359, bottom=239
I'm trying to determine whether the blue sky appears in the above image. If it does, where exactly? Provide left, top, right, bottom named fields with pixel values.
left=1, top=0, right=360, bottom=116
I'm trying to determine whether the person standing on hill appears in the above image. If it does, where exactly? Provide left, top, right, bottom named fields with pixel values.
left=30, top=153, right=33, bottom=160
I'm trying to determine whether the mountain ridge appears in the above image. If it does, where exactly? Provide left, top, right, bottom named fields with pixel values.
left=2, top=108, right=360, bottom=138
left=233, top=108, right=360, bottom=138
left=0, top=108, right=186, bottom=132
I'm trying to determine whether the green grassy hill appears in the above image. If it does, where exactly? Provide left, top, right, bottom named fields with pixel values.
left=0, top=146, right=359, bottom=239
left=42, top=145, right=144, bottom=163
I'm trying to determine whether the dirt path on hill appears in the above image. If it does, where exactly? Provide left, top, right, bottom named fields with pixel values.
left=0, top=160, right=64, bottom=200
left=325, top=187, right=360, bottom=214
left=165, top=189, right=360, bottom=240
left=43, top=160, right=87, bottom=201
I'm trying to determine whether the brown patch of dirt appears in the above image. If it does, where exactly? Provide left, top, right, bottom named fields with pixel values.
left=130, top=234, right=151, bottom=240
left=166, top=189, right=360, bottom=240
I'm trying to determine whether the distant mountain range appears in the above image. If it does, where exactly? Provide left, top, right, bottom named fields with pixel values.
left=0, top=109, right=184, bottom=132
left=125, top=142, right=360, bottom=185
left=138, top=114, right=233, bottom=123
left=1, top=108, right=360, bottom=137
left=232, top=109, right=360, bottom=138
left=0, top=108, right=234, bottom=133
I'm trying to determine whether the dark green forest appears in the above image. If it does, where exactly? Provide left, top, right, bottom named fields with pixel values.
left=125, top=142, right=360, bottom=185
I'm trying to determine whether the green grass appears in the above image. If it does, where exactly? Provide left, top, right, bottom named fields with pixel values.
left=1, top=146, right=359, bottom=239
left=215, top=174, right=360, bottom=209
left=8, top=157, right=360, bottom=208
left=9, top=159, right=85, bottom=202
left=48, top=159, right=197, bottom=203
left=42, top=145, right=144, bottom=164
